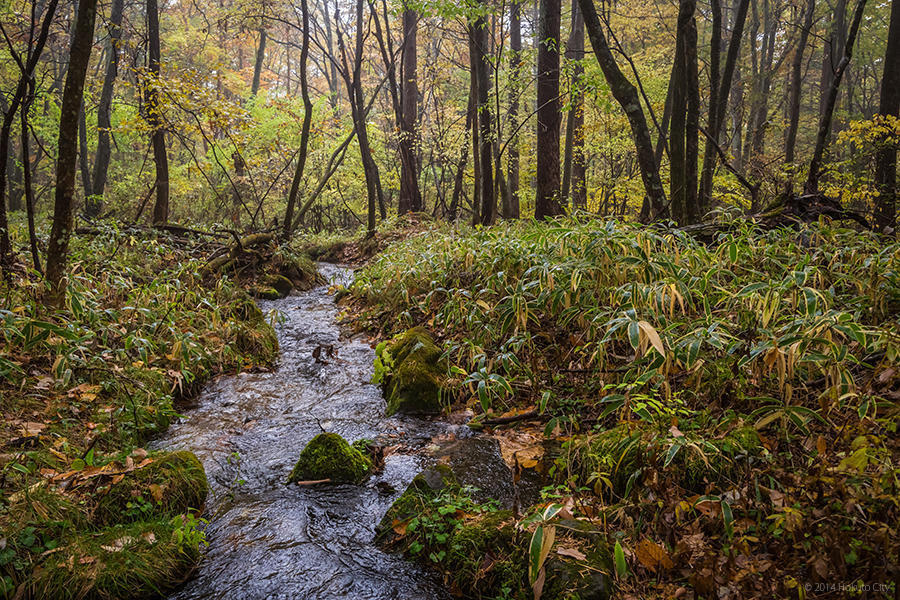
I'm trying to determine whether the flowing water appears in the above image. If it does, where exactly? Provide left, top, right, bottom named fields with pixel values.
left=155, top=264, right=451, bottom=600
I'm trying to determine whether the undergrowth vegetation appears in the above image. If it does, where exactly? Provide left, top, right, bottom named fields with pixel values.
left=0, top=223, right=292, bottom=598
left=352, top=217, right=899, bottom=598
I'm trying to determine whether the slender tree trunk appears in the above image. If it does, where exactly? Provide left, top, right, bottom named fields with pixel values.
left=398, top=6, right=422, bottom=213
left=561, top=0, right=585, bottom=208
left=91, top=0, right=124, bottom=208
left=506, top=0, right=522, bottom=218
left=697, top=0, right=721, bottom=210
left=449, top=91, right=474, bottom=221
left=820, top=0, right=847, bottom=120
left=670, top=0, right=700, bottom=224
left=469, top=33, right=482, bottom=225
left=471, top=16, right=495, bottom=224
left=283, top=0, right=313, bottom=238
left=535, top=0, right=563, bottom=219
left=78, top=98, right=93, bottom=200
left=579, top=0, right=666, bottom=220
left=6, top=139, right=23, bottom=213
left=251, top=28, right=267, bottom=95
left=21, top=92, right=40, bottom=272
left=0, top=0, right=60, bottom=268
left=874, top=0, right=899, bottom=231
left=147, top=0, right=169, bottom=225
left=337, top=0, right=385, bottom=236
left=804, top=0, right=866, bottom=194
left=782, top=0, right=815, bottom=197
left=46, top=0, right=98, bottom=301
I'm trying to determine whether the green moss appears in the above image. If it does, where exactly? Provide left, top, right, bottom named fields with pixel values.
left=381, top=327, right=447, bottom=416
left=445, top=510, right=526, bottom=595
left=26, top=518, right=202, bottom=600
left=277, top=254, right=324, bottom=291
left=287, top=433, right=372, bottom=484
left=252, top=286, right=282, bottom=300
left=266, top=274, right=294, bottom=297
left=227, top=290, right=264, bottom=322
left=94, top=451, right=208, bottom=526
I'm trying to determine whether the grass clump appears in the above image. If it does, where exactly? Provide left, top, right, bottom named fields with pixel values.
left=26, top=517, right=204, bottom=600
left=287, top=433, right=372, bottom=484
left=94, top=451, right=208, bottom=525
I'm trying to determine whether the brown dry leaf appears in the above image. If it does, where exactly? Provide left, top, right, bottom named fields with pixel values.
left=494, top=428, right=544, bottom=469
left=78, top=555, right=97, bottom=564
left=149, top=484, right=164, bottom=503
left=556, top=547, right=587, bottom=561
left=141, top=532, right=157, bottom=544
left=391, top=519, right=409, bottom=536
left=22, top=422, right=46, bottom=435
left=816, top=436, right=827, bottom=456
left=635, top=538, right=674, bottom=572
left=110, top=474, right=125, bottom=485
left=131, top=448, right=148, bottom=460
left=694, top=499, right=721, bottom=518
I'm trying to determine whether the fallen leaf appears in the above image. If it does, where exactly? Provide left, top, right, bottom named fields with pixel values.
left=635, top=538, right=674, bottom=572
left=22, top=422, right=46, bottom=435
left=392, top=518, right=409, bottom=536
left=149, top=484, right=164, bottom=503
left=556, top=547, right=587, bottom=561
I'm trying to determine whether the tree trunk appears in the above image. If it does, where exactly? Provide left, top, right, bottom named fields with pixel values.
left=283, top=0, right=313, bottom=239
left=670, top=0, right=700, bottom=224
left=535, top=0, right=563, bottom=219
left=46, top=0, right=98, bottom=301
left=471, top=16, right=495, bottom=224
left=782, top=0, right=815, bottom=197
left=398, top=6, right=422, bottom=213
left=579, top=0, right=666, bottom=220
left=0, top=0, right=60, bottom=268
left=820, top=0, right=847, bottom=121
left=91, top=0, right=124, bottom=207
left=251, top=28, right=267, bottom=95
left=449, top=91, right=474, bottom=221
left=78, top=98, right=93, bottom=200
left=874, top=0, right=899, bottom=231
left=147, top=0, right=170, bottom=225
left=561, top=0, right=585, bottom=209
left=804, top=0, right=866, bottom=194
left=22, top=90, right=41, bottom=272
left=505, top=0, right=522, bottom=218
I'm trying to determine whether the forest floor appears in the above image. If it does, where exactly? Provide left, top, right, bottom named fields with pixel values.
left=0, top=223, right=321, bottom=598
left=0, top=215, right=897, bottom=599
left=347, top=215, right=899, bottom=599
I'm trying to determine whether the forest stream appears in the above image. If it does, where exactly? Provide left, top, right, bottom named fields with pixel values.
left=153, top=264, right=451, bottom=599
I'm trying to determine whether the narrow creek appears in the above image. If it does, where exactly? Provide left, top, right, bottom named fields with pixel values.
left=153, top=264, right=451, bottom=599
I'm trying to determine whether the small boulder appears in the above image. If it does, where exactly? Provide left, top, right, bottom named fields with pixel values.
left=266, top=274, right=294, bottom=298
left=379, top=327, right=447, bottom=416
left=288, top=433, right=372, bottom=484
left=252, top=286, right=282, bottom=300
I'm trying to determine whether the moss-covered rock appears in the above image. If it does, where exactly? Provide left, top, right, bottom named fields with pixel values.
left=278, top=254, right=324, bottom=291
left=379, top=327, right=447, bottom=416
left=27, top=518, right=201, bottom=600
left=288, top=433, right=372, bottom=484
left=94, top=451, right=208, bottom=526
left=252, top=286, right=282, bottom=300
left=267, top=274, right=294, bottom=297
